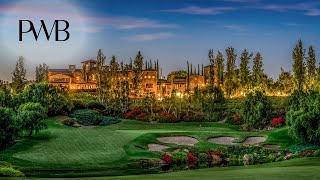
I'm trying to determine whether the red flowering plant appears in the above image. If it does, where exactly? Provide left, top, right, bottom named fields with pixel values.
left=158, top=111, right=179, bottom=123
left=271, top=116, right=285, bottom=127
left=213, top=151, right=222, bottom=157
left=136, top=113, right=148, bottom=121
left=186, top=153, right=197, bottom=168
left=122, top=108, right=142, bottom=119
left=162, top=153, right=173, bottom=165
left=187, top=153, right=197, bottom=162
left=205, top=151, right=211, bottom=157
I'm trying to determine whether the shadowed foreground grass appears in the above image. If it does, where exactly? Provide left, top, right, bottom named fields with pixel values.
left=28, top=158, right=320, bottom=180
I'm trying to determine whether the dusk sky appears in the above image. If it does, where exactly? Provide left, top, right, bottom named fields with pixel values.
left=1, top=0, right=320, bottom=81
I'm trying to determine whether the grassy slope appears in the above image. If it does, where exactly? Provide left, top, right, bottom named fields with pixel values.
left=0, top=116, right=295, bottom=177
left=29, top=158, right=320, bottom=180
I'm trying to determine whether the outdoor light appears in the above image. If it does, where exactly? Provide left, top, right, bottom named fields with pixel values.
left=176, top=92, right=183, bottom=98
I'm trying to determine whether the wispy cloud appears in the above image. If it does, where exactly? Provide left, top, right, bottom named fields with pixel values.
left=250, top=2, right=320, bottom=16
left=284, top=22, right=303, bottom=27
left=74, top=27, right=103, bottom=33
left=126, top=32, right=174, bottom=42
left=160, top=6, right=235, bottom=15
left=0, top=2, right=178, bottom=32
left=305, top=8, right=320, bottom=16
left=224, top=24, right=248, bottom=32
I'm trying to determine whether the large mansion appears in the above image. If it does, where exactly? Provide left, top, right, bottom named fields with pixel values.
left=48, top=60, right=216, bottom=97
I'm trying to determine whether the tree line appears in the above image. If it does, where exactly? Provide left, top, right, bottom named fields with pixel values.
left=208, top=40, right=320, bottom=97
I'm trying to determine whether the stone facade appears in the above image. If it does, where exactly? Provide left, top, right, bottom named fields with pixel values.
left=49, top=60, right=210, bottom=97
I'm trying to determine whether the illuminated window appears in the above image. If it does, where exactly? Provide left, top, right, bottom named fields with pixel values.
left=146, top=84, right=153, bottom=88
left=148, top=76, right=151, bottom=78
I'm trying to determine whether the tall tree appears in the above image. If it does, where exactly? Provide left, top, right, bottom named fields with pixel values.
left=12, top=56, right=27, bottom=94
left=133, top=51, right=144, bottom=97
left=95, top=49, right=108, bottom=106
left=225, top=47, right=237, bottom=97
left=292, top=39, right=306, bottom=91
left=109, top=55, right=120, bottom=97
left=306, top=46, right=316, bottom=89
left=35, top=63, right=49, bottom=83
left=252, top=52, right=264, bottom=87
left=215, top=51, right=224, bottom=87
left=208, top=49, right=215, bottom=86
left=18, top=102, right=47, bottom=137
left=239, top=49, right=253, bottom=90
left=276, top=68, right=294, bottom=95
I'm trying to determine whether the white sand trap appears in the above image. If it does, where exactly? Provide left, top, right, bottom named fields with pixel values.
left=208, top=137, right=236, bottom=145
left=157, top=136, right=199, bottom=146
left=242, top=137, right=266, bottom=145
left=148, top=144, right=169, bottom=151
left=263, top=144, right=280, bottom=149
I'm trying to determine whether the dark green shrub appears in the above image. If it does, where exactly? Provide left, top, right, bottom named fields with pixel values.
left=198, top=153, right=210, bottom=163
left=171, top=152, right=187, bottom=165
left=266, top=154, right=276, bottom=163
left=228, top=155, right=241, bottom=166
left=241, top=91, right=272, bottom=130
left=275, top=155, right=284, bottom=162
left=70, top=109, right=101, bottom=126
left=0, top=108, right=19, bottom=149
left=99, top=116, right=120, bottom=126
left=286, top=91, right=320, bottom=144
left=0, top=167, right=25, bottom=177
left=70, top=109, right=120, bottom=126
left=288, top=144, right=320, bottom=152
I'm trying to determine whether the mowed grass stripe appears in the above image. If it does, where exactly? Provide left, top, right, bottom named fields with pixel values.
left=14, top=125, right=141, bottom=164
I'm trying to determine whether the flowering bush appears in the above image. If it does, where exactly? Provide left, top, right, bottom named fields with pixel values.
left=162, top=153, right=173, bottom=164
left=187, top=153, right=197, bottom=162
left=158, top=111, right=179, bottom=123
left=136, top=113, right=148, bottom=121
left=122, top=108, right=142, bottom=119
left=213, top=151, right=222, bottom=157
left=271, top=116, right=285, bottom=127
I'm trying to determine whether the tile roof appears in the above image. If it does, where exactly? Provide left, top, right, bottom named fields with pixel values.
left=81, top=60, right=96, bottom=63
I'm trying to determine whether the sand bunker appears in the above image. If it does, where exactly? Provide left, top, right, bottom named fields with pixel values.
left=262, top=144, right=280, bottom=149
left=157, top=136, right=199, bottom=146
left=242, top=137, right=266, bottom=145
left=208, top=137, right=236, bottom=145
left=148, top=144, right=169, bottom=151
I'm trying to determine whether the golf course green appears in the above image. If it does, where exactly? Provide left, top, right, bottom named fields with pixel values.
left=0, top=115, right=303, bottom=178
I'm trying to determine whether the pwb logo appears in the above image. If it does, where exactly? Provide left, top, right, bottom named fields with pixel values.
left=19, top=20, right=70, bottom=41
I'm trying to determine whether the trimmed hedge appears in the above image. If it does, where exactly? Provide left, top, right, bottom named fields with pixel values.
left=69, top=109, right=120, bottom=126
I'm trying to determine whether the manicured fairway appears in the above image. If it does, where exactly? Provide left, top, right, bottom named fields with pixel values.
left=0, top=116, right=296, bottom=177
